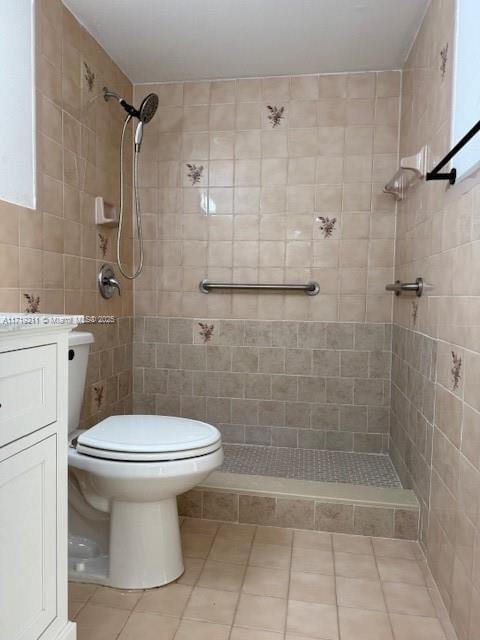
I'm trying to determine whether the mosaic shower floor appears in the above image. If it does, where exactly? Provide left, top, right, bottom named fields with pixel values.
left=220, top=444, right=402, bottom=488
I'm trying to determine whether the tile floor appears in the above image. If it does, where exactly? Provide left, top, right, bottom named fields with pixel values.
left=221, top=444, right=402, bottom=487
left=69, top=519, right=457, bottom=640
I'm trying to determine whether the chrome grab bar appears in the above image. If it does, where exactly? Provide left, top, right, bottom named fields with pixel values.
left=385, top=277, right=424, bottom=297
left=199, top=279, right=320, bottom=296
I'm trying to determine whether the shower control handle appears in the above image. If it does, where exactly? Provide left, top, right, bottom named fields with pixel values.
left=108, top=277, right=121, bottom=295
left=98, top=264, right=121, bottom=298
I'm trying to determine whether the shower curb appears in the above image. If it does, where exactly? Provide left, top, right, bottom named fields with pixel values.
left=178, top=471, right=419, bottom=540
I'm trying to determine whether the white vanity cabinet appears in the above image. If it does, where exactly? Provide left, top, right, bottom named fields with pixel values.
left=0, top=316, right=81, bottom=640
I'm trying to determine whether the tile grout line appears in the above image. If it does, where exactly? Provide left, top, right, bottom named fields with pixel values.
left=371, top=539, right=401, bottom=640
left=332, top=533, right=342, bottom=640
left=282, top=528, right=295, bottom=639
left=169, top=519, right=216, bottom=637
left=181, top=520, right=253, bottom=635
left=69, top=584, right=98, bottom=624
left=114, top=601, right=135, bottom=640
left=224, top=521, right=256, bottom=639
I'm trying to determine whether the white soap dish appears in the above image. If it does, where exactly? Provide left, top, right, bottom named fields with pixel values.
left=95, top=197, right=118, bottom=226
left=384, top=146, right=428, bottom=200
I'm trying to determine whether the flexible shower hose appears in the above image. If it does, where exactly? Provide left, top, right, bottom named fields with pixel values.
left=116, top=114, right=144, bottom=279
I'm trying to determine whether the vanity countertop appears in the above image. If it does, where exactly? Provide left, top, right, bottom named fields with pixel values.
left=0, top=313, right=84, bottom=333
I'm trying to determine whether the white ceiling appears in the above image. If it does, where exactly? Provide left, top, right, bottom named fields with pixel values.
left=63, top=0, right=428, bottom=84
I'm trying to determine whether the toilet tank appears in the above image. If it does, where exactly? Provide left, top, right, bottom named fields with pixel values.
left=68, top=331, right=94, bottom=433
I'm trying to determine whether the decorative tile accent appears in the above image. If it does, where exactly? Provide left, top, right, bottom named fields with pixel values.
left=24, top=293, right=40, bottom=313
left=451, top=350, right=462, bottom=390
left=317, top=216, right=337, bottom=239
left=440, top=43, right=448, bottom=80
left=266, top=105, right=285, bottom=128
left=93, top=384, right=104, bottom=410
left=98, top=233, right=108, bottom=258
left=198, top=322, right=215, bottom=343
left=186, top=163, right=204, bottom=185
left=83, top=61, right=95, bottom=92
left=220, top=444, right=402, bottom=488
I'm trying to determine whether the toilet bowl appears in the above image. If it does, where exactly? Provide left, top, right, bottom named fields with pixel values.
left=67, top=332, right=223, bottom=589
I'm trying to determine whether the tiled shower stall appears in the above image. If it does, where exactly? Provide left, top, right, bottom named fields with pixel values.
left=129, top=71, right=418, bottom=541
left=132, top=70, right=400, bottom=460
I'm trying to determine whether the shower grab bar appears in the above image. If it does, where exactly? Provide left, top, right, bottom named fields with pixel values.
left=385, top=277, right=424, bottom=297
left=199, top=279, right=320, bottom=296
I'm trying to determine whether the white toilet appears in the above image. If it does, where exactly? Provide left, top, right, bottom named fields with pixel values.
left=67, top=331, right=223, bottom=589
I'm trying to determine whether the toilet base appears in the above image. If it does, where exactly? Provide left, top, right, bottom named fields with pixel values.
left=109, top=497, right=184, bottom=589
left=69, top=553, right=109, bottom=585
left=69, top=497, right=184, bottom=589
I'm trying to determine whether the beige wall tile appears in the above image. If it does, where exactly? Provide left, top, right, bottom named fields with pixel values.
left=0, top=3, right=135, bottom=424
left=291, top=75, right=319, bottom=100
left=276, top=499, right=315, bottom=530
left=315, top=503, right=354, bottom=534
left=0, top=244, right=19, bottom=288
left=239, top=495, right=276, bottom=526
left=392, top=1, right=480, bottom=613
left=353, top=506, right=394, bottom=537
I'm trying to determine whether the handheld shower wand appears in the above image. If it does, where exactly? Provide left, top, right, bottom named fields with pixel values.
left=134, top=121, right=144, bottom=152
left=104, top=87, right=159, bottom=279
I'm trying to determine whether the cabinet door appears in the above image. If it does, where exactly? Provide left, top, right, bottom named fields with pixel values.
left=0, top=344, right=57, bottom=447
left=0, top=435, right=57, bottom=640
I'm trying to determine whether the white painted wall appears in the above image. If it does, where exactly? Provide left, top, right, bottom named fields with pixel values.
left=63, top=0, right=428, bottom=83
left=0, top=0, right=35, bottom=208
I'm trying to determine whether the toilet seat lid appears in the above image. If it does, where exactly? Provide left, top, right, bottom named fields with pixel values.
left=76, top=415, right=221, bottom=461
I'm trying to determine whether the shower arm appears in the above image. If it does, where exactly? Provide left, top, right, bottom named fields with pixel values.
left=104, top=87, right=141, bottom=119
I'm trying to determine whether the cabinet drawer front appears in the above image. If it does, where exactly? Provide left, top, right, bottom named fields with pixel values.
left=0, top=435, right=57, bottom=640
left=0, top=344, right=57, bottom=447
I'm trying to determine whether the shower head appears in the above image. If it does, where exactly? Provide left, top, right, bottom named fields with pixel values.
left=103, top=87, right=158, bottom=124
left=138, top=93, right=159, bottom=124
left=133, top=94, right=159, bottom=151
